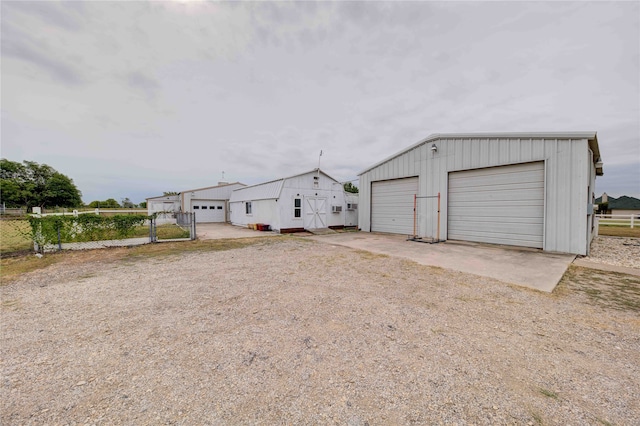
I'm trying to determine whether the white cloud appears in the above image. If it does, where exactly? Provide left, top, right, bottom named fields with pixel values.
left=1, top=0, right=638, bottom=202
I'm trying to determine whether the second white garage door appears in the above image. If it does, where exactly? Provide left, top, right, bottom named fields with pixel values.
left=371, top=177, right=418, bottom=234
left=448, top=162, right=545, bottom=248
left=191, top=200, right=225, bottom=223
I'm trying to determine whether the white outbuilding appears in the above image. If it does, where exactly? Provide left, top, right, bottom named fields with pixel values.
left=146, top=182, right=246, bottom=223
left=146, top=194, right=181, bottom=215
left=229, top=169, right=358, bottom=233
left=181, top=182, right=246, bottom=223
left=358, top=132, right=603, bottom=255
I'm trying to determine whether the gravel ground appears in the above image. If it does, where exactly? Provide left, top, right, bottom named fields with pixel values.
left=2, top=238, right=639, bottom=425
left=586, top=236, right=640, bottom=269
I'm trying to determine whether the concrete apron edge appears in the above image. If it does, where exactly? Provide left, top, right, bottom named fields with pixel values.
left=572, top=258, right=640, bottom=276
left=309, top=234, right=573, bottom=293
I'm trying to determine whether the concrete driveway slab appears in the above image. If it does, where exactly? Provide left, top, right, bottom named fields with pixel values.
left=308, top=232, right=575, bottom=292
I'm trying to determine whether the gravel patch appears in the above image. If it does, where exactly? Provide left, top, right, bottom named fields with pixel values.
left=2, top=239, right=639, bottom=425
left=586, top=236, right=640, bottom=269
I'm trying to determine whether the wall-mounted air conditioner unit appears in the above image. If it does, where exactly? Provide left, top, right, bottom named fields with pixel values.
left=346, top=203, right=358, bottom=210
left=331, top=205, right=342, bottom=213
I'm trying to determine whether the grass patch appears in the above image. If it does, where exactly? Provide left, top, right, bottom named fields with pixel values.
left=0, top=219, right=32, bottom=254
left=538, top=387, right=559, bottom=399
left=1, top=253, right=64, bottom=285
left=557, top=265, right=640, bottom=312
left=156, top=224, right=190, bottom=239
left=531, top=411, right=544, bottom=425
left=598, top=225, right=640, bottom=238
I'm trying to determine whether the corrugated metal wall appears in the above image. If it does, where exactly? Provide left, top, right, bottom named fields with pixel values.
left=359, top=136, right=591, bottom=255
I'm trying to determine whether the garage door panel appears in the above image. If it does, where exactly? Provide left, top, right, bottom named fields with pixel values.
left=448, top=214, right=543, bottom=224
left=448, top=162, right=544, bottom=249
left=448, top=231, right=543, bottom=247
left=450, top=170, right=544, bottom=188
left=371, top=177, right=418, bottom=234
left=192, top=200, right=225, bottom=223
left=449, top=221, right=543, bottom=235
left=448, top=190, right=544, bottom=204
left=450, top=183, right=544, bottom=195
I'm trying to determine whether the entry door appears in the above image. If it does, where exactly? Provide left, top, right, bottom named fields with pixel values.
left=304, top=197, right=327, bottom=229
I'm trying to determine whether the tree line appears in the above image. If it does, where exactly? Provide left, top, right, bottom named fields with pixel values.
left=1, top=159, right=145, bottom=210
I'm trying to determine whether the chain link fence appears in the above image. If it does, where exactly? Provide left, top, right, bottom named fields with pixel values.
left=1, top=213, right=196, bottom=255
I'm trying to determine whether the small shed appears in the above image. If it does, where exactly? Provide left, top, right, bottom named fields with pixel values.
left=229, top=169, right=357, bottom=232
left=147, top=194, right=180, bottom=215
left=358, top=132, right=603, bottom=255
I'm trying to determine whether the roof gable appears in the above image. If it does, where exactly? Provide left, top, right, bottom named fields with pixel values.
left=358, top=132, right=600, bottom=176
left=229, top=169, right=340, bottom=203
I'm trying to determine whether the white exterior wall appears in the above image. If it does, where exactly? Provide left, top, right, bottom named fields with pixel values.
left=147, top=195, right=180, bottom=216
left=345, top=193, right=359, bottom=227
left=359, top=135, right=596, bottom=255
left=181, top=183, right=245, bottom=214
left=230, top=199, right=280, bottom=229
left=229, top=171, right=347, bottom=232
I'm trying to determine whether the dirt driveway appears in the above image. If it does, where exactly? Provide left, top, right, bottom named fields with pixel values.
left=196, top=223, right=276, bottom=240
left=2, top=237, right=639, bottom=424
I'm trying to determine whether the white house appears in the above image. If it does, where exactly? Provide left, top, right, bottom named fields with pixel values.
left=358, top=132, right=603, bottom=256
left=229, top=169, right=358, bottom=232
left=146, top=182, right=246, bottom=223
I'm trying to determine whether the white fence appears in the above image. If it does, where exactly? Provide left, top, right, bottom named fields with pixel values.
left=34, top=209, right=148, bottom=217
left=595, top=214, right=637, bottom=228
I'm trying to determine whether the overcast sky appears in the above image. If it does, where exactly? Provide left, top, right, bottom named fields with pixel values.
left=2, top=1, right=639, bottom=204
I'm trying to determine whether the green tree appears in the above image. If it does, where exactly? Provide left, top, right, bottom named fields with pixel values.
left=87, top=198, right=121, bottom=208
left=343, top=182, right=359, bottom=193
left=139, top=201, right=147, bottom=208
left=163, top=191, right=179, bottom=196
left=1, top=159, right=83, bottom=208
left=121, top=197, right=134, bottom=208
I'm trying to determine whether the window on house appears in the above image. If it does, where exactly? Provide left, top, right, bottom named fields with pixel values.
left=246, top=201, right=252, bottom=214
left=193, top=206, right=200, bottom=209
left=294, top=198, right=302, bottom=218
left=217, top=206, right=223, bottom=209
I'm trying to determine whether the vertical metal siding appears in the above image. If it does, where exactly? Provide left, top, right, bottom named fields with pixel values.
left=359, top=136, right=592, bottom=255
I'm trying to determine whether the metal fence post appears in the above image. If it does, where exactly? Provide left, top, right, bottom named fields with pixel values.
left=149, top=217, right=155, bottom=243
left=57, top=222, right=62, bottom=251
left=192, top=212, right=196, bottom=240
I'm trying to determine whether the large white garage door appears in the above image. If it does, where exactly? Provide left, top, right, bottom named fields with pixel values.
left=191, top=200, right=225, bottom=223
left=448, top=162, right=544, bottom=248
left=371, top=177, right=419, bottom=234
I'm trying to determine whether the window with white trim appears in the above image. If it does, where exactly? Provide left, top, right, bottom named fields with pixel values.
left=294, top=198, right=301, bottom=218
left=245, top=201, right=252, bottom=215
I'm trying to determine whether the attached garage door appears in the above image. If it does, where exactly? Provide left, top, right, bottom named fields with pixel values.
left=448, top=162, right=544, bottom=248
left=371, top=177, right=418, bottom=234
left=191, top=200, right=225, bottom=223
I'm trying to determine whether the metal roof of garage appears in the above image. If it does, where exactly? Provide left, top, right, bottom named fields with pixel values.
left=358, top=132, right=601, bottom=176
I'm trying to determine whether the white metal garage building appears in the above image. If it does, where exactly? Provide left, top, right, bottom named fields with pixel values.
left=358, top=132, right=603, bottom=255
left=181, top=182, right=246, bottom=223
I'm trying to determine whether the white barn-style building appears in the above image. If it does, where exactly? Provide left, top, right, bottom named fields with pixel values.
left=229, top=169, right=358, bottom=233
left=358, top=132, right=603, bottom=255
